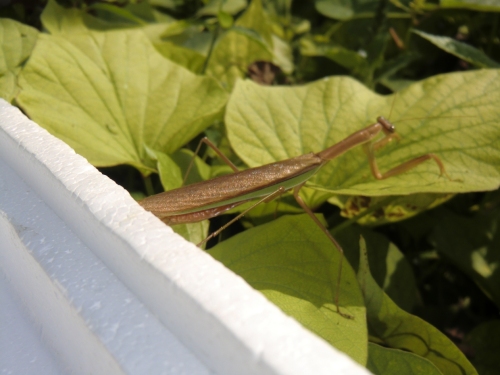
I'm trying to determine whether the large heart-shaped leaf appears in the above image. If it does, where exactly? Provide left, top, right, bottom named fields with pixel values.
left=17, top=29, right=227, bottom=173
left=226, top=71, right=500, bottom=199
left=209, top=214, right=368, bottom=364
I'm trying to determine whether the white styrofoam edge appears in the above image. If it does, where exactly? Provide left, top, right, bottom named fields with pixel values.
left=0, top=99, right=370, bottom=375
left=0, top=212, right=125, bottom=374
left=0, top=151, right=212, bottom=375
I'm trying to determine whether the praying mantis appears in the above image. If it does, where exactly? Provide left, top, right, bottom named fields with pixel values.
left=139, top=116, right=451, bottom=318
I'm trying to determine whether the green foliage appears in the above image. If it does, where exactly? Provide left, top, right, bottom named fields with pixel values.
left=17, top=28, right=227, bottom=174
left=465, top=320, right=500, bottom=375
left=210, top=214, right=368, bottom=363
left=367, top=343, right=443, bottom=375
left=1, top=0, right=499, bottom=372
left=413, top=30, right=500, bottom=69
left=226, top=72, right=500, bottom=196
left=0, top=19, right=37, bottom=102
left=357, top=237, right=477, bottom=374
left=431, top=207, right=500, bottom=310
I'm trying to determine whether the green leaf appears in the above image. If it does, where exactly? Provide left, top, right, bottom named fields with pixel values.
left=88, top=3, right=148, bottom=25
left=357, top=238, right=478, bottom=375
left=465, top=320, right=500, bottom=375
left=315, top=0, right=353, bottom=20
left=171, top=221, right=210, bottom=247
left=315, top=0, right=379, bottom=20
left=155, top=150, right=183, bottom=191
left=217, top=11, right=234, bottom=29
left=230, top=26, right=273, bottom=53
left=226, top=72, right=500, bottom=201
left=413, top=30, right=500, bottom=69
left=153, top=40, right=206, bottom=73
left=440, top=0, right=500, bottom=11
left=206, top=0, right=274, bottom=89
left=150, top=0, right=176, bottom=9
left=17, top=29, right=227, bottom=174
left=169, top=148, right=213, bottom=186
left=158, top=21, right=212, bottom=57
left=430, top=208, right=500, bottom=309
left=300, top=37, right=369, bottom=74
left=335, top=225, right=418, bottom=312
left=41, top=0, right=88, bottom=34
left=41, top=0, right=129, bottom=33
left=147, top=147, right=210, bottom=244
left=196, top=0, right=248, bottom=16
left=0, top=18, right=37, bottom=102
left=271, top=34, right=293, bottom=74
left=367, top=343, right=443, bottom=375
left=209, top=214, right=368, bottom=364
left=144, top=146, right=209, bottom=244
left=142, top=23, right=207, bottom=73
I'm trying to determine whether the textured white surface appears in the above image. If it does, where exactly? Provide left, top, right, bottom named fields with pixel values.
left=0, top=99, right=371, bottom=375
left=0, top=116, right=212, bottom=374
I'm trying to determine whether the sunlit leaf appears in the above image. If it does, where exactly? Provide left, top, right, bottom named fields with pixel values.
left=152, top=38, right=206, bottom=73
left=413, top=30, right=500, bottom=69
left=315, top=0, right=379, bottom=20
left=271, top=34, right=293, bottom=74
left=209, top=214, right=368, bottom=364
left=226, top=72, right=500, bottom=203
left=88, top=3, right=149, bottom=25
left=17, top=29, right=227, bottom=174
left=206, top=0, right=274, bottom=89
left=41, top=0, right=89, bottom=34
left=171, top=221, right=210, bottom=246
left=145, top=147, right=210, bottom=244
left=439, top=0, right=500, bottom=11
left=217, top=11, right=234, bottom=29
left=141, top=23, right=207, bottom=73
left=155, top=150, right=183, bottom=191
left=0, top=19, right=38, bottom=102
left=169, top=148, right=213, bottom=186
left=196, top=0, right=248, bottom=16
left=41, top=0, right=130, bottom=32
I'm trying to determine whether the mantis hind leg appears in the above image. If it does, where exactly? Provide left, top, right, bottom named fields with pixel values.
left=293, top=183, right=354, bottom=320
left=199, top=187, right=286, bottom=247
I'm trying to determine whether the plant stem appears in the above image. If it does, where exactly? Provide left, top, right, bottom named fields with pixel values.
left=143, top=175, right=155, bottom=197
left=202, top=25, right=219, bottom=74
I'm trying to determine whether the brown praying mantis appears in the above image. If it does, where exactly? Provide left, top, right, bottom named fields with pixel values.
left=139, top=116, right=450, bottom=318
